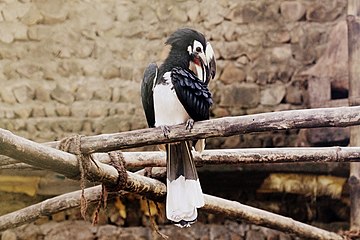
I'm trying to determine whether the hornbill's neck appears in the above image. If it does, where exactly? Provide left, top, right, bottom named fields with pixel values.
left=158, top=48, right=190, bottom=81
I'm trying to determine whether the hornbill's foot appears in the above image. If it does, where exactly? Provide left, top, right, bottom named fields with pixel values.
left=185, top=118, right=194, bottom=131
left=160, top=125, right=170, bottom=138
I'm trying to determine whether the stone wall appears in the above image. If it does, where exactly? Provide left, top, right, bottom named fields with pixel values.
left=0, top=0, right=347, bottom=147
left=0, top=1, right=350, bottom=238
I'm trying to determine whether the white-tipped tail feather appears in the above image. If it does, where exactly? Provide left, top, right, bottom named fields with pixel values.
left=166, top=176, right=204, bottom=224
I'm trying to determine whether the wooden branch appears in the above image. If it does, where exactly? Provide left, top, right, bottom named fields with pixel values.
left=44, top=106, right=360, bottom=154
left=0, top=183, right=344, bottom=239
left=0, top=128, right=346, bottom=238
left=2, top=147, right=360, bottom=170
left=0, top=181, right=344, bottom=240
left=348, top=1, right=360, bottom=231
left=203, top=195, right=344, bottom=240
left=0, top=185, right=104, bottom=230
left=99, top=147, right=360, bottom=167
left=0, top=129, right=166, bottom=201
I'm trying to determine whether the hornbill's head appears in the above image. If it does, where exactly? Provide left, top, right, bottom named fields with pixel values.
left=165, top=28, right=216, bottom=84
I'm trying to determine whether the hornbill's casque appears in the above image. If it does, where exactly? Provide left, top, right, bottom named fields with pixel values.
left=141, top=28, right=216, bottom=227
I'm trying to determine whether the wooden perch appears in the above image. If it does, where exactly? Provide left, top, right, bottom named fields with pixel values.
left=348, top=0, right=360, bottom=231
left=0, top=185, right=104, bottom=231
left=0, top=127, right=346, bottom=239
left=0, top=128, right=166, bottom=201
left=2, top=146, right=360, bottom=170
left=203, top=195, right=344, bottom=240
left=72, top=146, right=360, bottom=168
left=0, top=184, right=344, bottom=239
left=44, top=106, right=360, bottom=154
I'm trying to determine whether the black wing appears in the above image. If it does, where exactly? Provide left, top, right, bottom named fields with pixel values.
left=171, top=67, right=213, bottom=121
left=141, top=63, right=158, bottom=128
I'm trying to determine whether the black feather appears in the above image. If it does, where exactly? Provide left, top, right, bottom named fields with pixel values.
left=141, top=63, right=158, bottom=128
left=171, top=67, right=212, bottom=121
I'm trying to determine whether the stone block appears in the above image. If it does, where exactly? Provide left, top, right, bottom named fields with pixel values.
left=35, top=0, right=68, bottom=24
left=16, top=63, right=43, bottom=79
left=285, top=81, right=304, bottom=105
left=55, top=104, right=71, bottom=117
left=81, top=121, right=93, bottom=133
left=100, top=116, right=130, bottom=133
left=220, top=63, right=246, bottom=85
left=12, top=119, right=26, bottom=131
left=75, top=87, right=93, bottom=101
left=171, top=6, right=188, bottom=23
left=187, top=4, right=200, bottom=22
left=112, top=87, right=121, bottom=102
left=119, top=65, right=133, bottom=80
left=13, top=85, right=35, bottom=103
left=0, top=87, right=17, bottom=103
left=28, top=25, right=52, bottom=41
left=102, top=65, right=120, bottom=79
left=306, top=2, right=345, bottom=22
left=218, top=41, right=247, bottom=60
left=2, top=2, right=30, bottom=21
left=0, top=22, right=28, bottom=43
left=75, top=41, right=95, bottom=59
left=87, top=102, right=109, bottom=118
left=44, top=104, right=56, bottom=117
left=32, top=105, right=46, bottom=117
left=260, top=84, right=286, bottom=106
left=1, top=229, right=17, bottom=240
left=219, top=83, right=260, bottom=108
left=58, top=119, right=82, bottom=132
left=35, top=120, right=51, bottom=131
left=82, top=60, right=99, bottom=76
left=14, top=106, right=32, bottom=118
left=21, top=5, right=43, bottom=25
left=93, top=87, right=112, bottom=101
left=271, top=45, right=292, bottom=62
left=35, top=86, right=51, bottom=101
left=280, top=1, right=305, bottom=22
left=50, top=85, right=74, bottom=105
left=242, top=3, right=262, bottom=23
left=267, top=30, right=291, bottom=43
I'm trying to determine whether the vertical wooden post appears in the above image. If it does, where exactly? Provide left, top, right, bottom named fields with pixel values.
left=348, top=0, right=360, bottom=231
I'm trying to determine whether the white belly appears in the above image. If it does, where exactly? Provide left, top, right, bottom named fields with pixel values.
left=153, top=80, right=189, bottom=127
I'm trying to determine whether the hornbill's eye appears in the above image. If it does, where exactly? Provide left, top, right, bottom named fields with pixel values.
left=196, top=47, right=202, bottom=53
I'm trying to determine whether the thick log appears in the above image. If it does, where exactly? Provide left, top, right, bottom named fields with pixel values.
left=45, top=106, right=360, bottom=154
left=0, top=129, right=166, bottom=201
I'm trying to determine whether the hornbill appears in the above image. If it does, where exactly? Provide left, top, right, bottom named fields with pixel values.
left=141, top=28, right=216, bottom=227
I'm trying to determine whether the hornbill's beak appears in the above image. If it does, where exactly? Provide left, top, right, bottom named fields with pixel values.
left=189, top=42, right=216, bottom=84
left=205, top=42, right=216, bottom=84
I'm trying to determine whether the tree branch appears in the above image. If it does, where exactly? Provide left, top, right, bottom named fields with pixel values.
left=0, top=129, right=165, bottom=201
left=2, top=147, right=360, bottom=170
left=47, top=106, right=360, bottom=154
left=0, top=183, right=344, bottom=239
left=203, top=195, right=344, bottom=240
